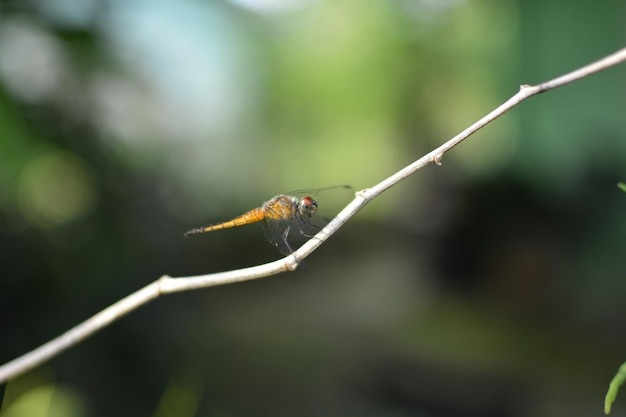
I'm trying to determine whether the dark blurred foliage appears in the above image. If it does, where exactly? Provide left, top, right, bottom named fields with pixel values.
left=1, top=0, right=626, bottom=416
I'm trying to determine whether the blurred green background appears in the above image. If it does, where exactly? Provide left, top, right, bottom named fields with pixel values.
left=1, top=0, right=626, bottom=416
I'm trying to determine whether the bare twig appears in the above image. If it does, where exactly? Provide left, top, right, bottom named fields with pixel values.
left=1, top=47, right=626, bottom=384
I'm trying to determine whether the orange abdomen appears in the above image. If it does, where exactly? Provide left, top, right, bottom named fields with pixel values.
left=202, top=207, right=265, bottom=231
left=184, top=207, right=265, bottom=237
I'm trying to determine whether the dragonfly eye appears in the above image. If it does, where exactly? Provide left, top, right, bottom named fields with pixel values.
left=299, top=196, right=318, bottom=218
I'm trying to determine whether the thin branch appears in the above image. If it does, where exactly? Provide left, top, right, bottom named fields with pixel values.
left=1, top=46, right=626, bottom=384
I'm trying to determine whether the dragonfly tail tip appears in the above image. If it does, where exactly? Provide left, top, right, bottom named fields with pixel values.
left=184, top=228, right=201, bottom=237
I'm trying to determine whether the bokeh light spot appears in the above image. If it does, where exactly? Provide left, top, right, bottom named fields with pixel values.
left=227, top=0, right=316, bottom=15
left=0, top=19, right=66, bottom=103
left=18, top=151, right=96, bottom=229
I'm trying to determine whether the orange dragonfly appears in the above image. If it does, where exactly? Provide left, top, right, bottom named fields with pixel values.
left=185, top=185, right=352, bottom=255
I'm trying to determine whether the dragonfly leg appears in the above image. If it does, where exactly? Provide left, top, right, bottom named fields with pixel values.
left=281, top=226, right=296, bottom=254
left=297, top=217, right=323, bottom=239
left=281, top=226, right=307, bottom=271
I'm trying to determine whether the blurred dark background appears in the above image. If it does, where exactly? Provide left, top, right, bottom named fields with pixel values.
left=1, top=0, right=626, bottom=416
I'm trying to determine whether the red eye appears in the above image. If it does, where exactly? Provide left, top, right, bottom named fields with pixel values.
left=299, top=196, right=318, bottom=217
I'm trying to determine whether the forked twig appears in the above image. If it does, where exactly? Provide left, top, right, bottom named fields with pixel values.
left=1, top=47, right=626, bottom=384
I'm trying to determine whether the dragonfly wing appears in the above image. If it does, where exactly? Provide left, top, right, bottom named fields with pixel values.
left=262, top=185, right=352, bottom=255
left=263, top=219, right=295, bottom=255
left=288, top=185, right=352, bottom=226
left=263, top=216, right=324, bottom=255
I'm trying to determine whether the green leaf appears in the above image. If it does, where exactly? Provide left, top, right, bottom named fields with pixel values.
left=605, top=362, right=626, bottom=414
left=618, top=183, right=626, bottom=193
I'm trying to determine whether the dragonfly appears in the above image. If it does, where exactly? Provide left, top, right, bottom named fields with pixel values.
left=185, top=185, right=352, bottom=255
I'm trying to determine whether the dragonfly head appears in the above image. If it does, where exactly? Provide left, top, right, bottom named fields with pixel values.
left=298, top=196, right=318, bottom=218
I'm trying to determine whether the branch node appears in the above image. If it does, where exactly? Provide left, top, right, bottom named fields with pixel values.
left=355, top=188, right=369, bottom=199
left=432, top=153, right=443, bottom=166
left=286, top=256, right=299, bottom=272
left=157, top=275, right=171, bottom=295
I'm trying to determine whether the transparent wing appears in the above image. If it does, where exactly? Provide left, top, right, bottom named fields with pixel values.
left=286, top=185, right=353, bottom=229
left=262, top=218, right=303, bottom=255
left=263, top=185, right=353, bottom=255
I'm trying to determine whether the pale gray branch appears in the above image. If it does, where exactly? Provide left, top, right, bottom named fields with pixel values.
left=1, top=46, right=625, bottom=384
